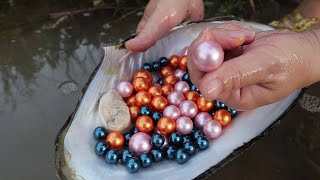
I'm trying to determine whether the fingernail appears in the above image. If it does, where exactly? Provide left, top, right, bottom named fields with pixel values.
left=242, top=30, right=255, bottom=39
left=228, top=30, right=245, bottom=40
left=204, top=78, right=223, bottom=99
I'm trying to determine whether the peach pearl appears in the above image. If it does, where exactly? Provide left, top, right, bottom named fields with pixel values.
left=105, top=131, right=125, bottom=150
left=134, top=70, right=153, bottom=84
left=126, top=95, right=136, bottom=106
left=161, top=84, right=173, bottom=97
left=179, top=55, right=188, bottom=70
left=157, top=117, right=176, bottom=135
left=133, top=77, right=149, bottom=91
left=148, top=84, right=163, bottom=97
left=197, top=96, right=214, bottom=112
left=160, top=66, right=174, bottom=77
left=163, top=74, right=178, bottom=86
left=135, top=91, right=152, bottom=106
left=184, top=91, right=200, bottom=103
left=129, top=105, right=140, bottom=121
left=214, top=109, right=232, bottom=127
left=151, top=96, right=168, bottom=111
left=136, top=116, right=154, bottom=133
left=169, top=55, right=180, bottom=68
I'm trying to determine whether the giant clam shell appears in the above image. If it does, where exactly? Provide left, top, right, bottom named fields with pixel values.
left=55, top=20, right=302, bottom=180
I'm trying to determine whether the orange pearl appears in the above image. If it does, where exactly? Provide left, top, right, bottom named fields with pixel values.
left=135, top=91, right=152, bottom=106
left=160, top=66, right=173, bottom=77
left=151, top=96, right=168, bottom=111
left=126, top=95, right=136, bottom=106
left=105, top=131, right=125, bottom=150
left=163, top=74, right=178, bottom=86
left=148, top=84, right=163, bottom=97
left=185, top=91, right=200, bottom=103
left=133, top=77, right=149, bottom=91
left=169, top=55, right=180, bottom=68
left=213, top=109, right=232, bottom=127
left=157, top=117, right=176, bottom=135
left=129, top=105, right=140, bottom=121
left=161, top=84, right=173, bottom=97
left=197, top=96, right=215, bottom=112
left=136, top=116, right=154, bottom=133
left=179, top=55, right=188, bottom=70
left=134, top=70, right=153, bottom=84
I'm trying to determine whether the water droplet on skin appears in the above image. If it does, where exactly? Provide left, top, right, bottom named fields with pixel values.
left=58, top=80, right=79, bottom=95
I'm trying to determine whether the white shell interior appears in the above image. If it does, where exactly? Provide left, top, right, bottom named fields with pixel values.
left=62, top=21, right=301, bottom=180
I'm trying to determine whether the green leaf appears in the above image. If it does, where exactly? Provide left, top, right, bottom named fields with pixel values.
left=93, top=0, right=103, bottom=7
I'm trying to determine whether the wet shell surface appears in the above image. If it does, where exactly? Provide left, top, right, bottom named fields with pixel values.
left=55, top=20, right=302, bottom=180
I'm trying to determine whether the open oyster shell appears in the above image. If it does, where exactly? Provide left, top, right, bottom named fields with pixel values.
left=55, top=20, right=302, bottom=180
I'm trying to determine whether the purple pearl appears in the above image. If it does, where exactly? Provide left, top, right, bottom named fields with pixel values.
left=116, top=81, right=133, bottom=98
left=163, top=105, right=181, bottom=120
left=129, top=132, right=152, bottom=156
left=203, top=120, right=222, bottom=139
left=167, top=91, right=185, bottom=106
left=194, top=112, right=212, bottom=129
left=179, top=100, right=198, bottom=119
left=176, top=116, right=194, bottom=135
left=174, top=69, right=187, bottom=80
left=174, top=81, right=190, bottom=93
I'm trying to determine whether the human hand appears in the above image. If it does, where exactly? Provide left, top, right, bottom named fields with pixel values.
left=125, top=0, right=204, bottom=52
left=187, top=23, right=320, bottom=110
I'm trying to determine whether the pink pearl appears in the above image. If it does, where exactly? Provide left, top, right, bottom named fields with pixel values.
left=174, top=81, right=190, bottom=93
left=176, top=116, right=193, bottom=135
left=181, top=46, right=189, bottom=56
left=174, top=69, right=187, bottom=80
left=203, top=120, right=222, bottom=139
left=116, top=81, right=133, bottom=98
left=167, top=91, right=185, bottom=106
left=163, top=105, right=181, bottom=120
left=194, top=112, right=212, bottom=129
left=129, top=132, right=152, bottom=155
left=179, top=100, right=198, bottom=119
left=192, top=40, right=224, bottom=72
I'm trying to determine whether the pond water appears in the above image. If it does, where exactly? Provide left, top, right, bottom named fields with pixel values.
left=0, top=3, right=319, bottom=180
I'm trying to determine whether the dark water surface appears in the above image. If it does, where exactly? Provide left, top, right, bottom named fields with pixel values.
left=0, top=6, right=319, bottom=180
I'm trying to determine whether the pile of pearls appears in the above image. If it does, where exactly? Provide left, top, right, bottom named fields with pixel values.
left=92, top=52, right=237, bottom=173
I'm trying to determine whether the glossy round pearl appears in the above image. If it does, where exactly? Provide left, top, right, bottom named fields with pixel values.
left=182, top=135, right=192, bottom=143
left=182, top=73, right=191, bottom=83
left=215, top=100, right=226, bottom=109
left=192, top=130, right=205, bottom=140
left=129, top=106, right=140, bottom=121
left=165, top=145, right=177, bottom=160
left=116, top=81, right=133, bottom=98
left=151, top=133, right=165, bottom=148
left=192, top=40, right=224, bottom=72
left=179, top=100, right=198, bottom=119
left=176, top=116, right=193, bottom=135
left=161, top=84, right=173, bottom=97
left=129, top=132, right=152, bottom=156
left=151, top=149, right=164, bottom=162
left=179, top=56, right=188, bottom=70
left=142, top=63, right=153, bottom=72
left=184, top=91, right=200, bottom=103
left=194, top=112, right=212, bottom=129
left=157, top=78, right=164, bottom=85
left=214, top=109, right=232, bottom=127
left=121, top=149, right=134, bottom=164
left=126, top=95, right=136, bottom=106
left=163, top=105, right=181, bottom=120
left=126, top=157, right=141, bottom=173
left=130, top=127, right=139, bottom=134
left=196, top=136, right=209, bottom=150
left=151, top=112, right=163, bottom=124
left=152, top=61, right=161, bottom=71
left=135, top=116, right=154, bottom=133
left=106, top=131, right=125, bottom=150
left=183, top=142, right=196, bottom=156
left=139, top=153, right=153, bottom=168
left=203, top=120, right=222, bottom=139
left=95, top=141, right=109, bottom=156
left=227, top=107, right=237, bottom=117
left=135, top=91, right=152, bottom=106
left=175, top=149, right=189, bottom=164
left=134, top=69, right=153, bottom=84
left=148, top=84, right=163, bottom=97
left=93, top=126, right=107, bottom=140
left=197, top=97, right=214, bottom=112
left=124, top=132, right=132, bottom=145
left=169, top=132, right=182, bottom=146
left=169, top=55, right=180, bottom=68
left=159, top=57, right=169, bottom=66
left=157, top=117, right=176, bottom=135
left=151, top=96, right=168, bottom=111
left=181, top=46, right=189, bottom=56
left=174, top=69, right=187, bottom=80
left=133, top=77, right=149, bottom=92
left=190, top=84, right=200, bottom=93
left=139, top=106, right=152, bottom=116
left=164, top=74, right=178, bottom=86
left=105, top=149, right=119, bottom=164
left=160, top=66, right=173, bottom=77
left=167, top=91, right=185, bottom=106
left=174, top=81, right=190, bottom=93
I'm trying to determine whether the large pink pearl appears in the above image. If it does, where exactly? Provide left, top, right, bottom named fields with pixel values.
left=174, top=69, right=187, bottom=80
left=192, top=40, right=224, bottom=72
left=163, top=105, right=181, bottom=120
left=174, top=81, right=190, bottom=93
left=176, top=116, right=193, bottom=135
left=203, top=120, right=222, bottom=139
left=129, top=132, right=152, bottom=155
left=116, top=81, right=133, bottom=98
left=179, top=100, right=198, bottom=119
left=181, top=46, right=189, bottom=56
left=194, top=112, right=212, bottom=129
left=167, top=91, right=185, bottom=106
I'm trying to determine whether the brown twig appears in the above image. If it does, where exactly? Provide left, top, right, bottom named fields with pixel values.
left=249, top=0, right=256, bottom=18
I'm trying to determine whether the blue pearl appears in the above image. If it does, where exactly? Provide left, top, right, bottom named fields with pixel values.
left=215, top=100, right=226, bottom=109
left=95, top=141, right=109, bottom=156
left=151, top=149, right=164, bottom=162
left=152, top=62, right=161, bottom=71
left=121, top=149, right=134, bottom=164
left=169, top=132, right=182, bottom=146
left=142, top=63, right=153, bottom=72
left=157, top=78, right=164, bottom=85
left=139, top=153, right=153, bottom=168
left=196, top=136, right=209, bottom=150
left=140, top=106, right=152, bottom=116
left=227, top=107, right=237, bottom=117
left=159, top=57, right=169, bottom=66
left=175, top=149, right=189, bottom=164
left=105, top=150, right=119, bottom=164
left=182, top=73, right=191, bottom=83
left=165, top=145, right=177, bottom=160
left=130, top=127, right=138, bottom=134
left=151, top=133, right=165, bottom=148
left=182, top=135, right=192, bottom=144
left=192, top=130, right=204, bottom=140
left=125, top=158, right=141, bottom=173
left=124, top=132, right=132, bottom=145
left=209, top=109, right=215, bottom=116
left=151, top=112, right=163, bottom=124
left=183, top=142, right=196, bottom=156
left=190, top=84, right=200, bottom=93
left=93, top=126, right=107, bottom=140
